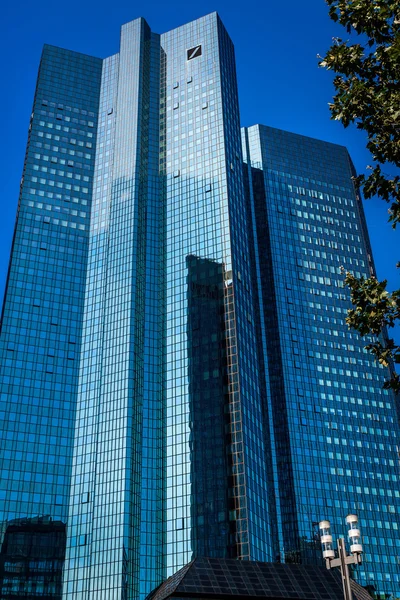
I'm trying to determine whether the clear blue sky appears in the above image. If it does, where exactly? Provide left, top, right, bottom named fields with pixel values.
left=1, top=0, right=398, bottom=341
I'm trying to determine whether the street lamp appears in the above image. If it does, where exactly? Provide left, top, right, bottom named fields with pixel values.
left=319, top=515, right=363, bottom=600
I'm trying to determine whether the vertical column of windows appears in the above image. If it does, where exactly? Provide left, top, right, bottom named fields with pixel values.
left=162, top=15, right=233, bottom=575
left=138, top=31, right=165, bottom=599
left=62, top=53, right=119, bottom=599
left=218, top=24, right=275, bottom=564
left=86, top=20, right=147, bottom=600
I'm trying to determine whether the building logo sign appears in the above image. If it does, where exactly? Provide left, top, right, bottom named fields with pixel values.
left=187, top=45, right=202, bottom=60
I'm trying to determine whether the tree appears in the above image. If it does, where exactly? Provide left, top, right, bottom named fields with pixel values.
left=319, top=0, right=400, bottom=394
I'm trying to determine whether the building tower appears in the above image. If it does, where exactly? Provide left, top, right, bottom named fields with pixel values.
left=1, top=14, right=277, bottom=600
left=242, top=124, right=400, bottom=593
left=0, top=13, right=399, bottom=600
left=0, top=45, right=102, bottom=599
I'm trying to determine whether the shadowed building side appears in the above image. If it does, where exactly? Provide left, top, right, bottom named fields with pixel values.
left=186, top=255, right=231, bottom=557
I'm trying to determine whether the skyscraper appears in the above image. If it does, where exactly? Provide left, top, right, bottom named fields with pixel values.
left=0, top=12, right=399, bottom=600
left=0, top=45, right=102, bottom=599
left=242, top=124, right=400, bottom=593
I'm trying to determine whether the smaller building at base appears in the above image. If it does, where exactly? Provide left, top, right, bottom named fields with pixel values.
left=0, top=516, right=66, bottom=599
left=145, top=557, right=373, bottom=600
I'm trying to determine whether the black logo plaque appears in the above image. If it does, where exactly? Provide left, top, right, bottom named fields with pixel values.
left=187, top=45, right=202, bottom=60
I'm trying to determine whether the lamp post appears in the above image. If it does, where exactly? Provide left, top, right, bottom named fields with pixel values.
left=319, top=515, right=363, bottom=600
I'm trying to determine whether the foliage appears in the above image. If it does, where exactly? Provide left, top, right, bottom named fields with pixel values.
left=319, top=0, right=400, bottom=226
left=345, top=271, right=400, bottom=393
left=320, top=0, right=400, bottom=393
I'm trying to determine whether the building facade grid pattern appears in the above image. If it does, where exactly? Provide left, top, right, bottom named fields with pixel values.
left=242, top=124, right=400, bottom=592
left=0, top=14, right=399, bottom=600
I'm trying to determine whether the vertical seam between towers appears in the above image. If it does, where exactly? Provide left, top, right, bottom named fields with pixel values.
left=243, top=127, right=285, bottom=561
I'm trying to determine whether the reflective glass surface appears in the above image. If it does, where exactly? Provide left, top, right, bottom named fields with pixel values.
left=161, top=13, right=275, bottom=578
left=243, top=124, right=400, bottom=597
left=0, top=45, right=102, bottom=598
left=62, top=19, right=165, bottom=600
left=1, top=15, right=399, bottom=600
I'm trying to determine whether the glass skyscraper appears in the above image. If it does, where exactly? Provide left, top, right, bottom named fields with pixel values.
left=242, top=125, right=400, bottom=593
left=0, top=45, right=102, bottom=599
left=0, top=12, right=399, bottom=600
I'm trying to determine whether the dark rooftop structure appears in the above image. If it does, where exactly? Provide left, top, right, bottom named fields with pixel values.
left=146, top=557, right=372, bottom=600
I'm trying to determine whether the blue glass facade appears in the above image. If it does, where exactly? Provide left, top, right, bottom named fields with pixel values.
left=1, top=13, right=399, bottom=600
left=242, top=124, right=400, bottom=596
left=160, top=14, right=276, bottom=581
left=0, top=45, right=102, bottom=598
left=62, top=15, right=275, bottom=598
left=62, top=19, right=165, bottom=600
